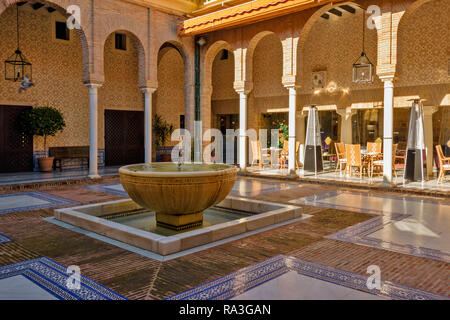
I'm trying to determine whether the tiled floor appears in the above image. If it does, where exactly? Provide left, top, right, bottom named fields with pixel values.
left=0, top=176, right=448, bottom=300
left=246, top=167, right=450, bottom=192
left=0, top=257, right=126, bottom=300
left=0, top=192, right=77, bottom=214
left=0, top=166, right=120, bottom=186
left=292, top=191, right=450, bottom=262
left=168, top=256, right=446, bottom=300
left=0, top=233, right=11, bottom=243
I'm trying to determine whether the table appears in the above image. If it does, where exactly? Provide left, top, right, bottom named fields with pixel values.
left=262, top=147, right=282, bottom=168
left=361, top=151, right=382, bottom=178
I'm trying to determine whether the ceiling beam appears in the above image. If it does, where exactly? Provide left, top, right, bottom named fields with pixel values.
left=329, top=8, right=343, bottom=17
left=339, top=5, right=356, bottom=14
left=46, top=7, right=56, bottom=13
left=16, top=2, right=27, bottom=6
left=321, top=13, right=330, bottom=20
left=32, top=3, right=45, bottom=10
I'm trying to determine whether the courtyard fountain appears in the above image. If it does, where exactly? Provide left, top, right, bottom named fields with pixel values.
left=55, top=158, right=304, bottom=256
left=119, top=162, right=238, bottom=230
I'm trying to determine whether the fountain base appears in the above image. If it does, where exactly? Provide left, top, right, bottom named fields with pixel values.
left=156, top=212, right=203, bottom=231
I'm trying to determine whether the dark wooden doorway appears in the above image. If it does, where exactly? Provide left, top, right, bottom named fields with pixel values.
left=0, top=106, right=33, bottom=173
left=105, top=110, right=145, bottom=166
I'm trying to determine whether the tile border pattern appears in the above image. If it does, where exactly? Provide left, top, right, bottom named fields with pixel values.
left=291, top=190, right=450, bottom=263
left=168, top=255, right=447, bottom=300
left=0, top=257, right=126, bottom=300
left=0, top=233, right=12, bottom=243
left=84, top=183, right=128, bottom=197
left=0, top=192, right=78, bottom=215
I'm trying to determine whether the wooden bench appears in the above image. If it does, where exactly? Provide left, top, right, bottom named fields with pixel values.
left=49, top=146, right=89, bottom=171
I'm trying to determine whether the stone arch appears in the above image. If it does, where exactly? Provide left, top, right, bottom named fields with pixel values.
left=200, top=40, right=234, bottom=135
left=296, top=1, right=375, bottom=85
left=155, top=40, right=186, bottom=139
left=202, top=40, right=233, bottom=92
left=245, top=31, right=281, bottom=85
left=102, top=30, right=147, bottom=87
left=0, top=0, right=91, bottom=82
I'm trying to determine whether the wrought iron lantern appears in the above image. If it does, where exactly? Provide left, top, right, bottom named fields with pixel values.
left=352, top=9, right=373, bottom=83
left=5, top=4, right=32, bottom=82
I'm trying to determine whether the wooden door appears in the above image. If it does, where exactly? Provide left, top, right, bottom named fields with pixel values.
left=0, top=106, right=33, bottom=173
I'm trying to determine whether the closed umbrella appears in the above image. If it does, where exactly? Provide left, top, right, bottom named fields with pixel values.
left=404, top=99, right=426, bottom=181
left=304, top=105, right=323, bottom=172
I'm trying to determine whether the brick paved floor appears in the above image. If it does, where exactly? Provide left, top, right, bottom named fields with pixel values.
left=0, top=177, right=448, bottom=299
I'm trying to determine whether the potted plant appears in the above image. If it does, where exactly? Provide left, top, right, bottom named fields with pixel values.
left=153, top=114, right=174, bottom=162
left=18, top=106, right=66, bottom=172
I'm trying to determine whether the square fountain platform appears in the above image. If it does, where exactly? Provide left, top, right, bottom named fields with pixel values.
left=54, top=197, right=303, bottom=256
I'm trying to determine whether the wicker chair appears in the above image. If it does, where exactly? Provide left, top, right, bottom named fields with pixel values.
left=345, top=144, right=364, bottom=177
left=436, top=145, right=450, bottom=183
left=372, top=144, right=398, bottom=178
left=335, top=142, right=347, bottom=172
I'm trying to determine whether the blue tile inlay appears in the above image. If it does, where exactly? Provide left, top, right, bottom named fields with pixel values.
left=0, top=233, right=12, bottom=243
left=168, top=255, right=448, bottom=300
left=0, top=192, right=77, bottom=215
left=0, top=257, right=126, bottom=300
left=84, top=183, right=128, bottom=197
left=291, top=191, right=450, bottom=263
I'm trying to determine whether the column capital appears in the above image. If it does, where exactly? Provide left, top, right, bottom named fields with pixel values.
left=141, top=87, right=157, bottom=94
left=423, top=105, right=439, bottom=116
left=336, top=107, right=357, bottom=119
left=85, top=83, right=103, bottom=89
left=234, top=81, right=253, bottom=95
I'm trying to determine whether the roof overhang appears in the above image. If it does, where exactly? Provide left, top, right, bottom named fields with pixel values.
left=179, top=0, right=344, bottom=36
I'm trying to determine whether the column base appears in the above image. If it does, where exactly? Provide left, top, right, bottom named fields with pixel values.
left=288, top=169, right=298, bottom=178
left=88, top=174, right=101, bottom=179
left=156, top=212, right=203, bottom=231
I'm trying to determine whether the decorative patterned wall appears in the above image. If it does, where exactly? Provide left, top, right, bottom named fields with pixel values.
left=0, top=6, right=88, bottom=151
left=396, top=0, right=449, bottom=87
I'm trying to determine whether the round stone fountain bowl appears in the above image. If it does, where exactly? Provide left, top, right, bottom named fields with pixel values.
left=119, top=163, right=238, bottom=230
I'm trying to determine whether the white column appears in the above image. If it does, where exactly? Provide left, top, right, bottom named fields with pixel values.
left=337, top=108, right=356, bottom=144
left=142, top=87, right=157, bottom=163
left=238, top=91, right=248, bottom=170
left=86, top=83, right=102, bottom=179
left=423, top=106, right=438, bottom=178
left=288, top=87, right=297, bottom=175
left=296, top=111, right=306, bottom=166
left=382, top=79, right=394, bottom=185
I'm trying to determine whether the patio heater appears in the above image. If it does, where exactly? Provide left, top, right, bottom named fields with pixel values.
left=404, top=99, right=426, bottom=182
left=304, top=105, right=323, bottom=173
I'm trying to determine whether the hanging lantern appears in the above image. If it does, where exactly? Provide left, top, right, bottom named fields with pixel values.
left=352, top=9, right=373, bottom=83
left=5, top=4, right=32, bottom=82
left=352, top=52, right=373, bottom=83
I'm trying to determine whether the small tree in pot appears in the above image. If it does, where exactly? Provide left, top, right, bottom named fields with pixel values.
left=153, top=114, right=174, bottom=162
left=18, top=106, right=66, bottom=172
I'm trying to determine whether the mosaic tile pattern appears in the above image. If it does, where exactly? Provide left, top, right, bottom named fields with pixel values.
left=0, top=258, right=126, bottom=300
left=0, top=192, right=77, bottom=214
left=0, top=233, right=12, bottom=243
left=168, top=256, right=447, bottom=300
left=291, top=191, right=450, bottom=263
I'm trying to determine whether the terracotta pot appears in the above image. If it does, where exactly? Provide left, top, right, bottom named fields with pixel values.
left=38, top=157, right=54, bottom=172
left=160, top=154, right=171, bottom=162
